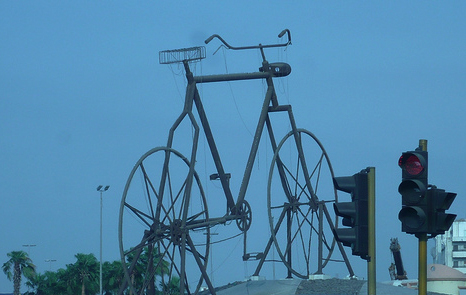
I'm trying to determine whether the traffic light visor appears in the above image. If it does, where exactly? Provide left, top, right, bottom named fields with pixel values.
left=436, top=213, right=457, bottom=233
left=332, top=228, right=356, bottom=246
left=333, top=202, right=356, bottom=220
left=399, top=153, right=425, bottom=176
left=437, top=192, right=457, bottom=210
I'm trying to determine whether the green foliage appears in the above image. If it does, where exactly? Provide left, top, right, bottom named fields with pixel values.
left=124, top=246, right=171, bottom=294
left=102, top=260, right=124, bottom=295
left=5, top=248, right=180, bottom=295
left=159, top=276, right=181, bottom=295
left=2, top=250, right=36, bottom=295
left=68, top=253, right=100, bottom=295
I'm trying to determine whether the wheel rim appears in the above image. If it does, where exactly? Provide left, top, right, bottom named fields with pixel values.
left=267, top=129, right=338, bottom=278
left=119, top=147, right=209, bottom=295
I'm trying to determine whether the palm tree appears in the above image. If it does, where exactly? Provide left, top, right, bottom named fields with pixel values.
left=160, top=276, right=181, bottom=295
left=52, top=268, right=72, bottom=294
left=25, top=272, right=47, bottom=295
left=102, top=260, right=124, bottom=295
left=68, top=253, right=99, bottom=295
left=2, top=250, right=36, bottom=295
left=124, top=246, right=171, bottom=294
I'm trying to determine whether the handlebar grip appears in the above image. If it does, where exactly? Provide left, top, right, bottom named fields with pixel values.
left=278, top=29, right=291, bottom=44
left=278, top=29, right=287, bottom=38
left=205, top=35, right=216, bottom=44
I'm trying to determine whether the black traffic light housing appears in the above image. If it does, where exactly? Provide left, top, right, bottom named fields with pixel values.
left=398, top=149, right=429, bottom=234
left=398, top=146, right=457, bottom=236
left=333, top=169, right=369, bottom=261
left=429, top=188, right=457, bottom=236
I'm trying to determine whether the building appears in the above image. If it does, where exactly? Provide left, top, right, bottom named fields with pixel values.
left=433, top=219, right=466, bottom=274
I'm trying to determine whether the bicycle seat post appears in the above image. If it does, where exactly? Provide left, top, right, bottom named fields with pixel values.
left=182, top=60, right=194, bottom=83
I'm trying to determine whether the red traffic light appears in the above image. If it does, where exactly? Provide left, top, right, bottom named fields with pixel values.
left=399, top=153, right=425, bottom=176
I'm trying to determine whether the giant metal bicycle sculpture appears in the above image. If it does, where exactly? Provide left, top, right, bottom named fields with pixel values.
left=118, top=29, right=354, bottom=295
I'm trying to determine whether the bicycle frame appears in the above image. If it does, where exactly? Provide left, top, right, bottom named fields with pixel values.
left=160, top=41, right=321, bottom=228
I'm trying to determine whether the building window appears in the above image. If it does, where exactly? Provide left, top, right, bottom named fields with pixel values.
left=454, top=244, right=466, bottom=251
left=454, top=261, right=459, bottom=267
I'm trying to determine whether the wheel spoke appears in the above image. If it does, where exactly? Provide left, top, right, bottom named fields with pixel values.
left=166, top=166, right=188, bottom=223
left=309, top=152, right=325, bottom=194
left=187, top=210, right=208, bottom=223
left=124, top=202, right=154, bottom=228
left=141, top=243, right=172, bottom=292
left=294, top=213, right=310, bottom=273
left=281, top=162, right=312, bottom=202
left=124, top=234, right=157, bottom=257
left=296, top=204, right=314, bottom=228
left=159, top=238, right=180, bottom=281
left=283, top=210, right=309, bottom=257
left=141, top=245, right=156, bottom=292
left=140, top=163, right=157, bottom=219
left=274, top=154, right=294, bottom=202
left=160, top=174, right=188, bottom=225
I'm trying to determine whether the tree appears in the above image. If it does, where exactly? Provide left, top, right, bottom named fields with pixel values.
left=9, top=250, right=176, bottom=295
left=124, top=246, right=172, bottom=294
left=2, top=250, right=36, bottom=295
left=25, top=272, right=46, bottom=295
left=159, top=277, right=181, bottom=295
left=102, top=260, right=124, bottom=295
left=67, top=253, right=99, bottom=295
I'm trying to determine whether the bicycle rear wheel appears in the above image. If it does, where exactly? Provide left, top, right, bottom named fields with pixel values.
left=267, top=129, right=337, bottom=278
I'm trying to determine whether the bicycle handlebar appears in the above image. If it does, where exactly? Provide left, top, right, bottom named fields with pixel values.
left=204, top=29, right=291, bottom=50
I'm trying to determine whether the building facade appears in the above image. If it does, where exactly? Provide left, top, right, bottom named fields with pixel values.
left=434, top=219, right=466, bottom=274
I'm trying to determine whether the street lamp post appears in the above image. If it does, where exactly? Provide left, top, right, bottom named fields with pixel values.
left=96, top=185, right=110, bottom=295
left=44, top=259, right=56, bottom=271
left=22, top=244, right=36, bottom=256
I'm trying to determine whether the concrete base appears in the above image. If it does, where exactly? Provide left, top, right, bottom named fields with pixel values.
left=248, top=275, right=266, bottom=281
left=217, top=279, right=302, bottom=295
left=308, top=274, right=333, bottom=280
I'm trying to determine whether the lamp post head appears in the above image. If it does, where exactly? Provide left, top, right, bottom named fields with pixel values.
left=97, top=185, right=110, bottom=192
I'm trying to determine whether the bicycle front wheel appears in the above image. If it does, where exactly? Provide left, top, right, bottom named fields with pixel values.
left=119, top=147, right=210, bottom=295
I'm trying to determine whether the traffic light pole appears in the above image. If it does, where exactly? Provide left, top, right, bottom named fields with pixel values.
left=418, top=233, right=427, bottom=295
left=367, top=167, right=376, bottom=295
left=418, top=139, right=427, bottom=295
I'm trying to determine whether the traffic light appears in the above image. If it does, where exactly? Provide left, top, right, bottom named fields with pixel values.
left=429, top=188, right=456, bottom=235
left=333, top=170, right=369, bottom=260
left=398, top=149, right=429, bottom=234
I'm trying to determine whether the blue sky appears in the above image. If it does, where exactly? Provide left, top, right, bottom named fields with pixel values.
left=1, top=1, right=466, bottom=292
